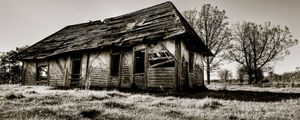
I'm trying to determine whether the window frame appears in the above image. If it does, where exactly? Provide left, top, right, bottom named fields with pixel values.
left=37, top=64, right=48, bottom=81
left=110, top=52, right=121, bottom=76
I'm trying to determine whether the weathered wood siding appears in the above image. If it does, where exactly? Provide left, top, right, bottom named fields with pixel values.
left=146, top=40, right=175, bottom=88
left=87, top=51, right=110, bottom=87
left=23, top=61, right=36, bottom=85
left=120, top=51, right=133, bottom=88
left=180, top=41, right=189, bottom=87
left=49, top=57, right=70, bottom=86
left=81, top=53, right=89, bottom=86
left=194, top=52, right=204, bottom=86
left=147, top=67, right=174, bottom=88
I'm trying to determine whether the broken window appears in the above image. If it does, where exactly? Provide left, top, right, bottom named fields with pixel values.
left=111, top=53, right=120, bottom=76
left=37, top=65, right=48, bottom=81
left=148, top=50, right=174, bottom=68
left=134, top=50, right=145, bottom=73
left=189, top=51, right=194, bottom=72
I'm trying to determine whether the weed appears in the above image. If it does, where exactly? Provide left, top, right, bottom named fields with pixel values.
left=228, top=115, right=239, bottom=120
left=88, top=95, right=110, bottom=101
left=107, top=92, right=127, bottom=98
left=202, top=101, right=223, bottom=109
left=26, top=90, right=38, bottom=94
left=152, top=102, right=177, bottom=107
left=40, top=100, right=61, bottom=105
left=164, top=110, right=183, bottom=117
left=103, top=101, right=133, bottom=109
left=5, top=92, right=25, bottom=100
left=29, top=107, right=57, bottom=117
left=79, top=109, right=102, bottom=119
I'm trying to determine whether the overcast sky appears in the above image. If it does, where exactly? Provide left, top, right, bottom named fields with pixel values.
left=1, top=0, right=300, bottom=75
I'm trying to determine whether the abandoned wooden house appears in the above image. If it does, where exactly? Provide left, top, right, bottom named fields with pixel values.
left=14, top=1, right=212, bottom=91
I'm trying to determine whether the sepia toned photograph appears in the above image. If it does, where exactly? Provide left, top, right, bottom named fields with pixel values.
left=0, top=0, right=300, bottom=119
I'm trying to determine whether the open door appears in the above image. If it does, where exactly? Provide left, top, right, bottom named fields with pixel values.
left=70, top=55, right=82, bottom=86
left=133, top=50, right=145, bottom=88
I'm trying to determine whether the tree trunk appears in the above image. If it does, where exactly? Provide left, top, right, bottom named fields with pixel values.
left=206, top=57, right=211, bottom=85
left=254, top=69, right=259, bottom=84
left=247, top=69, right=253, bottom=84
left=239, top=75, right=243, bottom=84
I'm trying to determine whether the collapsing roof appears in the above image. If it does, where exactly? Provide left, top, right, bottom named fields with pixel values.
left=14, top=1, right=213, bottom=60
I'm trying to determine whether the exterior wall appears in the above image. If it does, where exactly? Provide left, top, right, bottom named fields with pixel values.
left=181, top=41, right=189, bottom=87
left=22, top=39, right=206, bottom=90
left=180, top=41, right=205, bottom=88
left=48, top=56, right=71, bottom=86
left=23, top=60, right=49, bottom=85
left=81, top=53, right=89, bottom=86
left=194, top=52, right=205, bottom=86
left=120, top=50, right=133, bottom=88
left=23, top=61, right=36, bottom=85
left=87, top=51, right=110, bottom=87
left=146, top=40, right=175, bottom=89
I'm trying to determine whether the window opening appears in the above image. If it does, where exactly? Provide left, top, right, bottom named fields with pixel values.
left=148, top=50, right=174, bottom=68
left=134, top=50, right=145, bottom=73
left=111, top=53, right=120, bottom=76
left=37, top=65, right=48, bottom=81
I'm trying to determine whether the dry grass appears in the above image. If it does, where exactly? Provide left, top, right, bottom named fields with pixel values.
left=0, top=84, right=300, bottom=120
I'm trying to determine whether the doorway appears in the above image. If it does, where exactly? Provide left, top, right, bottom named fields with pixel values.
left=70, top=55, right=82, bottom=86
left=133, top=50, right=145, bottom=88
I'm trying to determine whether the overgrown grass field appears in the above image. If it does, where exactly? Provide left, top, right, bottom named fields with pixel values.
left=1, top=84, right=300, bottom=120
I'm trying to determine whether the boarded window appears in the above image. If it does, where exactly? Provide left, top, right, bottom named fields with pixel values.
left=148, top=50, right=174, bottom=68
left=37, top=65, right=48, bottom=81
left=134, top=50, right=145, bottom=73
left=111, top=53, right=120, bottom=76
left=189, top=51, right=194, bottom=72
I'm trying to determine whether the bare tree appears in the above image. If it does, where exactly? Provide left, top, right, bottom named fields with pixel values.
left=183, top=4, right=232, bottom=85
left=218, top=69, right=232, bottom=83
left=228, top=22, right=298, bottom=84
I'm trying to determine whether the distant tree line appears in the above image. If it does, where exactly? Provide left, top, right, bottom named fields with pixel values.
left=183, top=4, right=298, bottom=85
left=0, top=45, right=28, bottom=84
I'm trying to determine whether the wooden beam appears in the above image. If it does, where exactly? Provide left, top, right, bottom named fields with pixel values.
left=85, top=53, right=90, bottom=89
left=118, top=50, right=123, bottom=88
left=149, top=59, right=174, bottom=68
left=144, top=48, right=148, bottom=89
left=174, top=39, right=181, bottom=91
left=108, top=49, right=112, bottom=87
left=47, top=60, right=50, bottom=86
left=159, top=42, right=178, bottom=63
left=131, top=49, right=135, bottom=88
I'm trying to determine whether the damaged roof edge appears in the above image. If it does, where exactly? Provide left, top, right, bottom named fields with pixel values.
left=11, top=26, right=70, bottom=60
left=15, top=1, right=213, bottom=60
left=169, top=2, right=214, bottom=56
